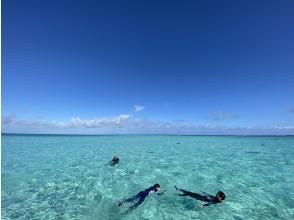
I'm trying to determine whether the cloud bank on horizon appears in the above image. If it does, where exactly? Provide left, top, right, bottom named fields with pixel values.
left=2, top=108, right=294, bottom=135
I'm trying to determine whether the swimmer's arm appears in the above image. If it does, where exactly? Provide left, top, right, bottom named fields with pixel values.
left=203, top=202, right=213, bottom=207
left=157, top=190, right=167, bottom=195
left=198, top=202, right=212, bottom=208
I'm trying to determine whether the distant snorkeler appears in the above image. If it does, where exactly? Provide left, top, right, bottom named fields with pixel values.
left=175, top=186, right=226, bottom=207
left=117, top=183, right=166, bottom=209
left=111, top=156, right=120, bottom=166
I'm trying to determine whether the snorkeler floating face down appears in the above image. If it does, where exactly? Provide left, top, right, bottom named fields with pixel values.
left=117, top=183, right=165, bottom=209
left=174, top=186, right=226, bottom=207
left=111, top=156, right=120, bottom=165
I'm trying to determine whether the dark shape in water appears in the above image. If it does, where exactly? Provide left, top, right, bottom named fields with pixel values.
left=177, top=142, right=180, bottom=144
left=175, top=186, right=226, bottom=207
left=245, top=151, right=261, bottom=154
left=111, top=156, right=120, bottom=166
left=117, top=183, right=163, bottom=209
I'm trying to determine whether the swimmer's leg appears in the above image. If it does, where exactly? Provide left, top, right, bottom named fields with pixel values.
left=174, top=186, right=203, bottom=199
left=129, top=197, right=145, bottom=209
left=175, top=186, right=191, bottom=196
left=117, top=194, right=140, bottom=206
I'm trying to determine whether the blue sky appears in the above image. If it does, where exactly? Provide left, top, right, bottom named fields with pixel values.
left=2, top=0, right=294, bottom=134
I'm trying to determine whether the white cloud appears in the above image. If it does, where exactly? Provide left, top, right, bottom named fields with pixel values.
left=68, top=114, right=131, bottom=128
left=1, top=114, right=131, bottom=131
left=134, top=105, right=145, bottom=112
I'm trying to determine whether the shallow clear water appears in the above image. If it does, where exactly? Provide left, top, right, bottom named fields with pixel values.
left=2, top=134, right=294, bottom=219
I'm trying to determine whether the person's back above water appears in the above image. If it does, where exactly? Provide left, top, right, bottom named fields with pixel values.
left=111, top=156, right=120, bottom=166
left=175, top=186, right=226, bottom=207
left=117, top=183, right=165, bottom=209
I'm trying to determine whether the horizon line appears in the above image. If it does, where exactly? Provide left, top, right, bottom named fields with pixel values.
left=2, top=133, right=294, bottom=137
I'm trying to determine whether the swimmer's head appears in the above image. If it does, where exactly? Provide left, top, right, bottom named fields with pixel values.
left=153, top=183, right=160, bottom=191
left=216, top=191, right=226, bottom=202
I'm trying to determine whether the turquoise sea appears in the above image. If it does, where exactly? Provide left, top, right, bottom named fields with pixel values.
left=2, top=134, right=294, bottom=219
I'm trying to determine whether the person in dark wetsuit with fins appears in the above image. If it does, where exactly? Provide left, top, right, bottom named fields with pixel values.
left=111, top=156, right=120, bottom=166
left=175, top=186, right=226, bottom=207
left=117, top=183, right=165, bottom=209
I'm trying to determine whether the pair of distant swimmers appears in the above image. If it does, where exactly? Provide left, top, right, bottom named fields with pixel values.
left=111, top=156, right=120, bottom=166
left=117, top=183, right=225, bottom=209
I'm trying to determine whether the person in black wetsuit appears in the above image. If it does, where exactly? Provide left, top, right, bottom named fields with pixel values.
left=111, top=156, right=120, bottom=166
left=175, top=186, right=225, bottom=207
left=117, top=183, right=165, bottom=209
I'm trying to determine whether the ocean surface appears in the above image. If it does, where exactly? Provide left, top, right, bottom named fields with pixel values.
left=1, top=134, right=294, bottom=220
